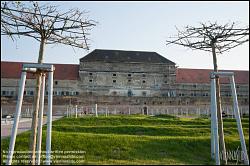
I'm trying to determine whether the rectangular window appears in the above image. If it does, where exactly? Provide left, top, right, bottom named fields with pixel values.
left=89, top=80, right=93, bottom=82
left=142, top=74, right=146, bottom=77
left=179, top=93, right=184, bottom=96
left=113, top=80, right=116, bottom=83
left=89, top=73, right=93, bottom=76
left=55, top=81, right=58, bottom=85
left=128, top=79, right=131, bottom=83
left=2, top=91, right=6, bottom=95
left=30, top=91, right=34, bottom=96
left=113, top=73, right=117, bottom=77
left=142, top=80, right=146, bottom=83
left=128, top=74, right=131, bottom=77
left=66, top=91, right=69, bottom=96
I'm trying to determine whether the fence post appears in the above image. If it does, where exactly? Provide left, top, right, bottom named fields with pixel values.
left=95, top=104, right=98, bottom=117
left=210, top=74, right=220, bottom=165
left=45, top=67, right=54, bottom=165
left=6, top=71, right=27, bottom=165
left=230, top=76, right=249, bottom=165
left=75, top=105, right=78, bottom=118
left=36, top=73, right=46, bottom=165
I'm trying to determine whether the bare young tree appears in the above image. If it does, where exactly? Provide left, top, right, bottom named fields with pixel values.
left=166, top=22, right=249, bottom=164
left=1, top=1, right=96, bottom=165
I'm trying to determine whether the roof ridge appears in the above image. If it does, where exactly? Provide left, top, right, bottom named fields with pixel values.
left=80, top=49, right=176, bottom=64
left=93, top=48, right=157, bottom=53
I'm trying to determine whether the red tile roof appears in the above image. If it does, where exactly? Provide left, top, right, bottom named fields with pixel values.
left=1, top=61, right=249, bottom=84
left=176, top=68, right=249, bottom=84
left=1, top=61, right=79, bottom=80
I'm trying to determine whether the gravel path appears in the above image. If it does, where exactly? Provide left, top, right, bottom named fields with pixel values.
left=1, top=116, right=63, bottom=139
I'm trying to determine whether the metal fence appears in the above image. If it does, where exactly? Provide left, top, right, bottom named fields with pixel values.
left=1, top=105, right=248, bottom=118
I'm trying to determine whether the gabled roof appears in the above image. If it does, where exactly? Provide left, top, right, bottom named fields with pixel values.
left=1, top=61, right=79, bottom=80
left=176, top=68, right=249, bottom=84
left=80, top=49, right=176, bottom=64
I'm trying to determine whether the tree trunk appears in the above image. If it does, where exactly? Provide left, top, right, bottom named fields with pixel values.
left=211, top=42, right=227, bottom=165
left=29, top=38, right=45, bottom=165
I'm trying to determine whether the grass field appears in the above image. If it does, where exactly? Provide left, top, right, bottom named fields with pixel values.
left=1, top=114, right=249, bottom=165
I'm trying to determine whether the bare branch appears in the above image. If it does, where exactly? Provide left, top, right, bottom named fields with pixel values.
left=166, top=22, right=249, bottom=54
left=1, top=1, right=96, bottom=50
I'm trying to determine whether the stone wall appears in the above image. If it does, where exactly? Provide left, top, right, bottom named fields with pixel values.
left=79, top=61, right=176, bottom=96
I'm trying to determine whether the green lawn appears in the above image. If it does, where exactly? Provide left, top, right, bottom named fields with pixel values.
left=1, top=114, right=249, bottom=165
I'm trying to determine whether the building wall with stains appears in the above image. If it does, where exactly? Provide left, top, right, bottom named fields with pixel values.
left=78, top=61, right=176, bottom=97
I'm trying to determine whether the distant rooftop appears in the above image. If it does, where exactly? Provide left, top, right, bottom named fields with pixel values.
left=176, top=68, right=249, bottom=84
left=1, top=61, right=79, bottom=80
left=1, top=61, right=249, bottom=84
left=80, top=49, right=176, bottom=64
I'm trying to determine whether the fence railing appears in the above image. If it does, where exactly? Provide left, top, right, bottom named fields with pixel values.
left=2, top=105, right=248, bottom=118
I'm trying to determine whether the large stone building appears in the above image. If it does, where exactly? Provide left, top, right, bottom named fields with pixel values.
left=1, top=49, right=249, bottom=106
left=78, top=49, right=176, bottom=97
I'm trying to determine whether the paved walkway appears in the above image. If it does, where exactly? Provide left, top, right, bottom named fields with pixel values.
left=1, top=116, right=63, bottom=139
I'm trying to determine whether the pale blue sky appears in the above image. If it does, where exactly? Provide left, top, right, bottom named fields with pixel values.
left=1, top=1, right=249, bottom=70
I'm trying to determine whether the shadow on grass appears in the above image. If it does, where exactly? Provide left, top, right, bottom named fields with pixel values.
left=52, top=125, right=212, bottom=137
left=147, top=114, right=180, bottom=120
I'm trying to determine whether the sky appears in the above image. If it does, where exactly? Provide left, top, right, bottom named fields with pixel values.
left=1, top=1, right=249, bottom=70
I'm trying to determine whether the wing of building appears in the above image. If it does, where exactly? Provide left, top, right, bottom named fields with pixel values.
left=1, top=49, right=249, bottom=105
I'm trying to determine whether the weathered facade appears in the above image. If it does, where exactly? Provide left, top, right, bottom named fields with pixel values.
left=1, top=49, right=249, bottom=106
left=78, top=49, right=176, bottom=97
